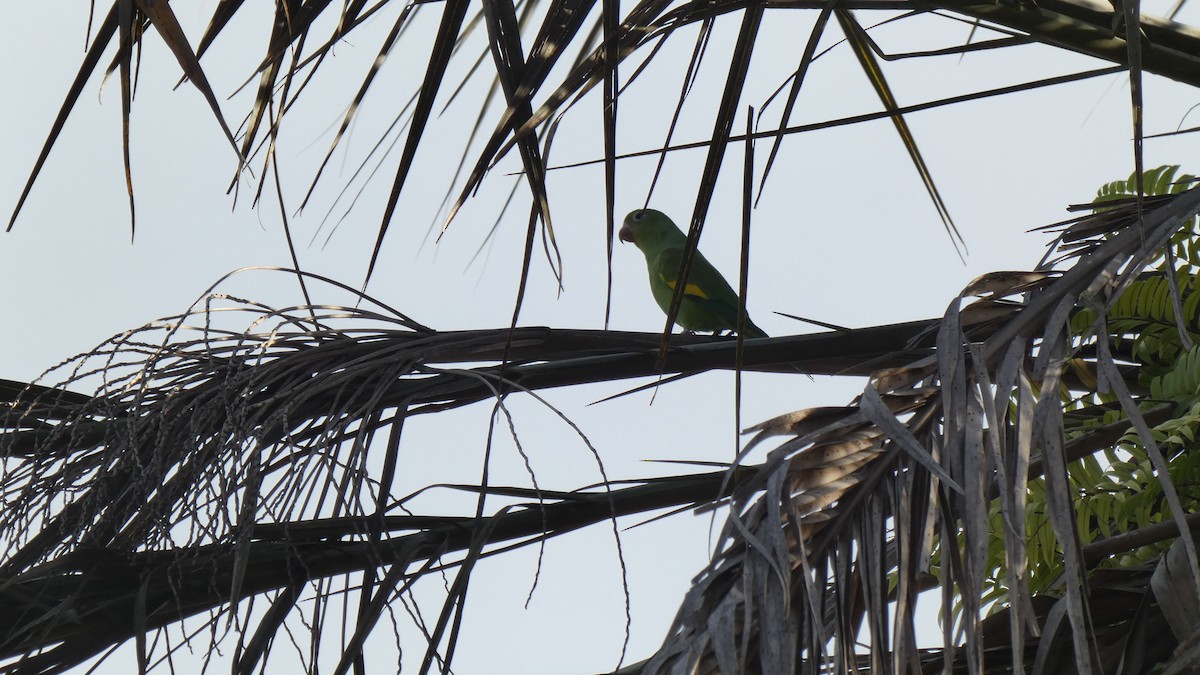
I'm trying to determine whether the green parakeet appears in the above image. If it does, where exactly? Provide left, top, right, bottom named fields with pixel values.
left=619, top=209, right=767, bottom=338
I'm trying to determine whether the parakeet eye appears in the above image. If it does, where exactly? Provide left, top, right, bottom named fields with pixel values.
left=632, top=210, right=645, bottom=221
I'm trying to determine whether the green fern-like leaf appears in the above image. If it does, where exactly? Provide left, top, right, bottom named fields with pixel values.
left=1094, top=165, right=1188, bottom=205
left=1151, top=345, right=1200, bottom=403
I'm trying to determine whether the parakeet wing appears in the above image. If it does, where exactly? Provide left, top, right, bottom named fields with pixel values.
left=653, top=247, right=753, bottom=334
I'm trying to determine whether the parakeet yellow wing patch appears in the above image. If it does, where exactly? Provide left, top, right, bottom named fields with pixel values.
left=658, top=272, right=710, bottom=300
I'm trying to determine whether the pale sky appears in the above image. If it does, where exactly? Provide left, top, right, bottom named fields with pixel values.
left=3, top=1, right=1200, bottom=672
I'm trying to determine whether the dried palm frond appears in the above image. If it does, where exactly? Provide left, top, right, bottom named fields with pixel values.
left=14, top=0, right=1200, bottom=290
left=626, top=185, right=1200, bottom=674
left=0, top=265, right=1007, bottom=673
left=2, top=185, right=1199, bottom=672
left=9, top=2, right=1200, bottom=673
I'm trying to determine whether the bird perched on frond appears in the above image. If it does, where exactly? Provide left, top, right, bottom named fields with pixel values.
left=619, top=209, right=767, bottom=338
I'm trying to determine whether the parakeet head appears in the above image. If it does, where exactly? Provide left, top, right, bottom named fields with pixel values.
left=619, top=209, right=685, bottom=252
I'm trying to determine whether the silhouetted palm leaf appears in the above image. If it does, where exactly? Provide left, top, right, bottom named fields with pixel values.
left=10, top=1, right=1200, bottom=673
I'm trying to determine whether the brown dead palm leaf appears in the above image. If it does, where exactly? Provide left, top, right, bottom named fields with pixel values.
left=0, top=263, right=991, bottom=673
left=618, top=185, right=1200, bottom=675
left=0, top=185, right=1196, bottom=672
left=9, top=2, right=1200, bottom=674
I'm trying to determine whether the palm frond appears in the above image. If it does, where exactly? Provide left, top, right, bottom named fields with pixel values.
left=629, top=185, right=1200, bottom=674
left=3, top=185, right=1200, bottom=671
left=0, top=268, right=1000, bottom=672
left=10, top=0, right=1200, bottom=672
left=15, top=0, right=1200, bottom=267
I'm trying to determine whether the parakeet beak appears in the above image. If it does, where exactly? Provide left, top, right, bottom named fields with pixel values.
left=618, top=223, right=635, bottom=244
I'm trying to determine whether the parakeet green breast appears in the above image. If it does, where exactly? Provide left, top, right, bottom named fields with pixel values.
left=619, top=209, right=767, bottom=338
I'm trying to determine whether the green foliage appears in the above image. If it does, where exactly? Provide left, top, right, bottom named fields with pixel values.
left=1070, top=166, right=1200, bottom=376
left=1098, top=165, right=1200, bottom=275
left=1151, top=343, right=1200, bottom=404
left=1070, top=273, right=1200, bottom=380
left=980, top=404, right=1200, bottom=607
left=1093, top=164, right=1195, bottom=207
left=976, top=166, right=1200, bottom=612
left=915, top=166, right=1200, bottom=622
